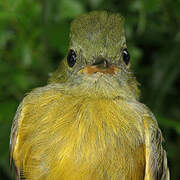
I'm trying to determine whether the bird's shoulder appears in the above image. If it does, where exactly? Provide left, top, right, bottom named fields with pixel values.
left=9, top=84, right=67, bottom=174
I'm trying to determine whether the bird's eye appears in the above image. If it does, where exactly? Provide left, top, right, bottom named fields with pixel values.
left=67, top=49, right=76, bottom=67
left=122, top=48, right=130, bottom=65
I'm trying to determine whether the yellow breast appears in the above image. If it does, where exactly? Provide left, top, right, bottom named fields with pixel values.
left=13, top=85, right=146, bottom=180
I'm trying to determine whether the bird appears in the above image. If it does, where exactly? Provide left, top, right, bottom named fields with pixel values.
left=10, top=11, right=170, bottom=180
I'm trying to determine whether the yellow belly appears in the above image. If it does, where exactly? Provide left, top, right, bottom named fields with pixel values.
left=13, top=88, right=145, bottom=180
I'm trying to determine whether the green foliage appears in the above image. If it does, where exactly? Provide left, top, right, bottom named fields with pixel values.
left=0, top=0, right=180, bottom=179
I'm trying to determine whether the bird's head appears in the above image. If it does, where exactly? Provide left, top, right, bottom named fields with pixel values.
left=49, top=11, right=140, bottom=100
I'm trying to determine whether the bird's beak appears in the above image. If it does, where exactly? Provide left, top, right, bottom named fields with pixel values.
left=79, top=57, right=120, bottom=75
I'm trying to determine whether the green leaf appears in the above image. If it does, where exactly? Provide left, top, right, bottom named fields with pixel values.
left=59, top=0, right=85, bottom=19
left=89, top=0, right=103, bottom=8
left=158, top=115, right=180, bottom=134
left=47, top=21, right=70, bottom=55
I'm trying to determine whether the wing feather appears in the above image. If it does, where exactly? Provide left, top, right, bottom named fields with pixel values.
left=143, top=114, right=170, bottom=180
left=10, top=102, right=24, bottom=179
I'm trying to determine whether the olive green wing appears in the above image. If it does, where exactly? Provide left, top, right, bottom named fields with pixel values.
left=10, top=102, right=24, bottom=179
left=143, top=113, right=170, bottom=180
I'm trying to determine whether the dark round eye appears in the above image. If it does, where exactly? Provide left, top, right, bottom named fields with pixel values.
left=122, top=48, right=130, bottom=65
left=67, top=49, right=76, bottom=67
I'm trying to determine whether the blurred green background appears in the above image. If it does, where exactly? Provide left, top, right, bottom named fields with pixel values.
left=0, top=0, right=180, bottom=179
